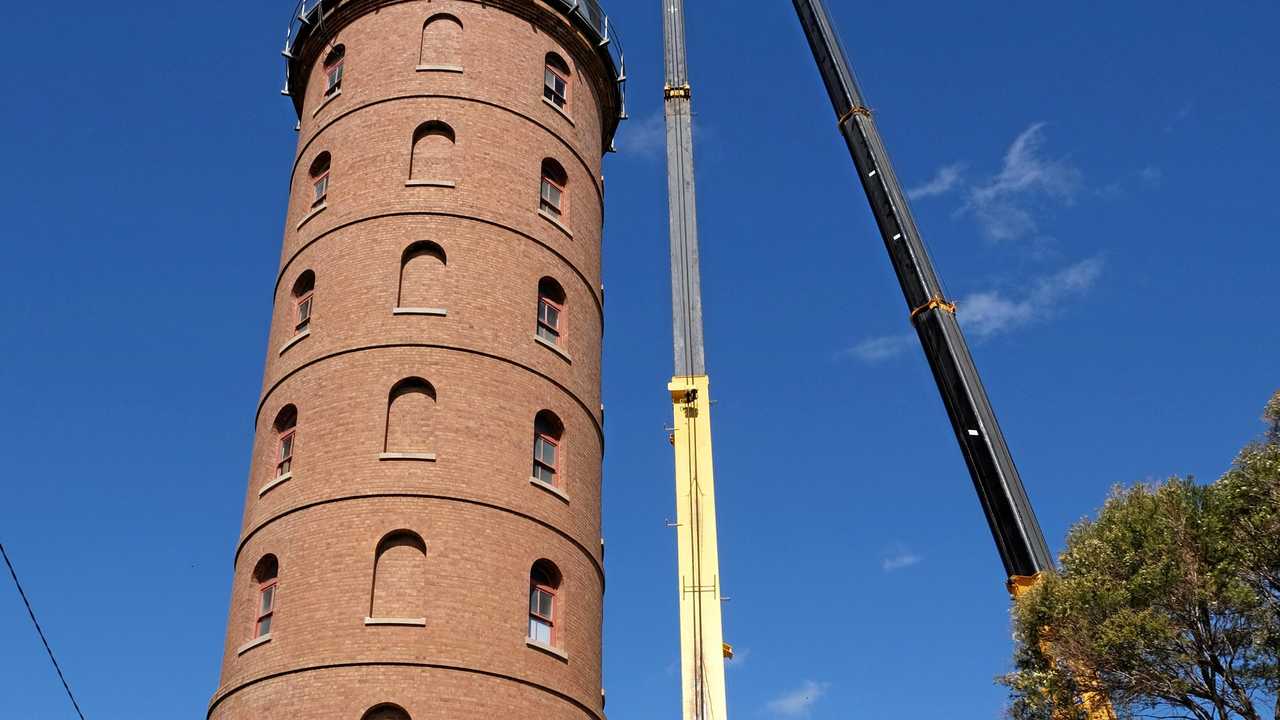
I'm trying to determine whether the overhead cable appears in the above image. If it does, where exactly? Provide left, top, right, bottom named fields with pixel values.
left=1, top=543, right=87, bottom=720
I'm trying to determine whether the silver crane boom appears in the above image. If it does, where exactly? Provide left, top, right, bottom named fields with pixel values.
left=662, top=2, right=731, bottom=720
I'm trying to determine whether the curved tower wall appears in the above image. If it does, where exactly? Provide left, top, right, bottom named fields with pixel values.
left=210, top=2, right=620, bottom=718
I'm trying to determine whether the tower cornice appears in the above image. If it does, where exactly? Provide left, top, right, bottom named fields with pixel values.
left=283, top=0, right=625, bottom=149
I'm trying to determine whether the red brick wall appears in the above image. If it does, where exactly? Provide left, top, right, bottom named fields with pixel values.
left=211, top=2, right=615, bottom=717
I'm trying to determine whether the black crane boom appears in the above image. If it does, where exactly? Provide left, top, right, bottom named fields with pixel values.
left=791, top=0, right=1054, bottom=579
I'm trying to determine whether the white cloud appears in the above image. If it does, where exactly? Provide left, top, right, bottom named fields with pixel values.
left=908, top=163, right=965, bottom=200
left=842, top=256, right=1105, bottom=362
left=618, top=110, right=666, bottom=157
left=1165, top=103, right=1192, bottom=133
left=726, top=646, right=751, bottom=669
left=881, top=544, right=922, bottom=572
left=959, top=256, right=1104, bottom=338
left=963, top=123, right=1081, bottom=242
left=767, top=680, right=831, bottom=717
left=842, top=333, right=916, bottom=363
left=1139, top=165, right=1164, bottom=187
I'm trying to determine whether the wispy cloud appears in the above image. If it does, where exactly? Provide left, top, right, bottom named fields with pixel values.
left=842, top=333, right=916, bottom=363
left=726, top=646, right=751, bottom=669
left=962, top=123, right=1081, bottom=243
left=881, top=543, right=922, bottom=572
left=619, top=111, right=666, bottom=157
left=1165, top=102, right=1193, bottom=133
left=908, top=163, right=965, bottom=200
left=960, top=256, right=1104, bottom=338
left=767, top=680, right=831, bottom=717
left=1139, top=165, right=1164, bottom=188
left=843, top=256, right=1105, bottom=362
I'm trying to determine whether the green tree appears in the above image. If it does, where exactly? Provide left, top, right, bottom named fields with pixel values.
left=1003, top=392, right=1280, bottom=720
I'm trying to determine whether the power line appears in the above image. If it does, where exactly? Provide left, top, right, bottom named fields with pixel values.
left=1, top=543, right=86, bottom=720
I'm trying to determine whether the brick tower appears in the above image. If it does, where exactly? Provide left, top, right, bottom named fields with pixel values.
left=209, top=2, right=623, bottom=718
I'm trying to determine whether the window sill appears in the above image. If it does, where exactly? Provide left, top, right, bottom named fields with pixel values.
left=379, top=452, right=437, bottom=462
left=365, top=617, right=426, bottom=627
left=530, top=477, right=570, bottom=503
left=416, top=64, right=464, bottom=74
left=537, top=209, right=573, bottom=239
left=296, top=204, right=327, bottom=231
left=534, top=334, right=572, bottom=363
left=258, top=473, right=293, bottom=498
left=406, top=179, right=457, bottom=189
left=237, top=634, right=272, bottom=655
left=279, top=330, right=311, bottom=356
left=542, top=97, right=576, bottom=126
left=312, top=88, right=342, bottom=117
left=526, top=638, right=568, bottom=662
left=394, top=307, right=448, bottom=317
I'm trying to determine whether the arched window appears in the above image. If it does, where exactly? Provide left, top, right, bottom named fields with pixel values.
left=323, top=44, right=345, bottom=96
left=532, top=411, right=563, bottom=487
left=409, top=121, right=457, bottom=186
left=384, top=378, right=437, bottom=454
left=273, top=405, right=298, bottom=479
left=369, top=531, right=427, bottom=622
left=528, top=560, right=562, bottom=646
left=539, top=159, right=568, bottom=219
left=309, top=152, right=331, bottom=207
left=362, top=704, right=411, bottom=720
left=291, top=270, right=315, bottom=334
left=543, top=52, right=571, bottom=111
left=420, top=14, right=463, bottom=70
left=397, top=242, right=446, bottom=312
left=537, top=277, right=566, bottom=346
left=252, top=554, right=279, bottom=639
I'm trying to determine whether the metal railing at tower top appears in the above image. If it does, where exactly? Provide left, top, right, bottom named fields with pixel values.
left=280, top=0, right=628, bottom=121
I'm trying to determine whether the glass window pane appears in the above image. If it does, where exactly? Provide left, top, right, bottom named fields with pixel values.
left=261, top=586, right=275, bottom=612
left=539, top=593, right=553, bottom=617
left=258, top=614, right=272, bottom=636
left=530, top=618, right=551, bottom=643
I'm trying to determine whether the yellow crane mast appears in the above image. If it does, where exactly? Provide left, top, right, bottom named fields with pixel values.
left=661, top=0, right=731, bottom=718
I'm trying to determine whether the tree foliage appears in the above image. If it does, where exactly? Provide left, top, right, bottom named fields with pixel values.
left=1003, top=392, right=1280, bottom=720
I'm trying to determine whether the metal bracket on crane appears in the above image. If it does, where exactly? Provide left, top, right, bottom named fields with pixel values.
left=910, top=295, right=957, bottom=320
left=837, top=104, right=873, bottom=125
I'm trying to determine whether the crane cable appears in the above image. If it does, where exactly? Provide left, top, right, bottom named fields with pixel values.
left=1, top=543, right=87, bottom=720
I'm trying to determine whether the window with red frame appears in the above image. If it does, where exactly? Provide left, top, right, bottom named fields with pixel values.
left=310, top=152, right=331, bottom=207
left=533, top=410, right=563, bottom=486
left=292, top=271, right=315, bottom=334
left=539, top=158, right=568, bottom=218
left=252, top=555, right=279, bottom=639
left=273, top=405, right=297, bottom=478
left=543, top=53, right=570, bottom=110
left=323, top=45, right=345, bottom=96
left=536, top=277, right=566, bottom=346
left=528, top=560, right=561, bottom=646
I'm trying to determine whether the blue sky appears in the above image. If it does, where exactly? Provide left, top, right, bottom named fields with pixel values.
left=1, top=1, right=1277, bottom=718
